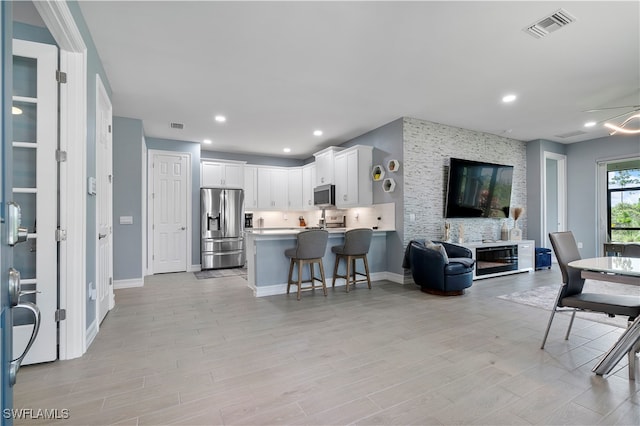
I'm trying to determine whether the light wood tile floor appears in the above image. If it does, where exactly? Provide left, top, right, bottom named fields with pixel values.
left=13, top=268, right=640, bottom=425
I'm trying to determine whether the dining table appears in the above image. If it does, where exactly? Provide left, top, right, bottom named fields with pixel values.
left=568, top=256, right=640, bottom=379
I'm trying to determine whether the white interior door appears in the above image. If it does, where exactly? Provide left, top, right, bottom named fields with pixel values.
left=11, top=39, right=58, bottom=364
left=152, top=153, right=188, bottom=273
left=96, top=75, right=113, bottom=324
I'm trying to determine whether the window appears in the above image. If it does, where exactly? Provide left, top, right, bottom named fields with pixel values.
left=608, top=166, right=640, bottom=242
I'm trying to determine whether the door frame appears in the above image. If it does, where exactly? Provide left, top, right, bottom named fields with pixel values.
left=146, top=149, right=192, bottom=275
left=541, top=151, right=567, bottom=255
left=33, top=0, right=88, bottom=360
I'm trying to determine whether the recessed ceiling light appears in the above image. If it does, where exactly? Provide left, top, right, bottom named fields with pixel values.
left=584, top=121, right=597, bottom=128
left=502, top=94, right=517, bottom=103
left=214, top=115, right=226, bottom=123
left=203, top=139, right=212, bottom=144
left=283, top=148, right=291, bottom=153
left=313, top=130, right=323, bottom=136
left=12, top=106, right=22, bottom=115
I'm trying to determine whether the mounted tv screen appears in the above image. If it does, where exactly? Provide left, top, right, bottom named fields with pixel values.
left=445, top=158, right=514, bottom=218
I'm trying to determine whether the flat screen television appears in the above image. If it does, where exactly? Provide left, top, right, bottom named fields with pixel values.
left=445, top=158, right=514, bottom=218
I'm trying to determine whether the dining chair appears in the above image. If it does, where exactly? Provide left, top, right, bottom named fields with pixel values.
left=541, top=232, right=640, bottom=352
left=622, top=244, right=640, bottom=258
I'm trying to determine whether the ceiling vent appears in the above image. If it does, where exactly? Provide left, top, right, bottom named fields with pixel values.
left=170, top=122, right=184, bottom=130
left=555, top=130, right=587, bottom=139
left=524, top=9, right=576, bottom=39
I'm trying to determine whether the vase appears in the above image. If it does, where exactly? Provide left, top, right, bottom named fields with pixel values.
left=509, top=220, right=522, bottom=241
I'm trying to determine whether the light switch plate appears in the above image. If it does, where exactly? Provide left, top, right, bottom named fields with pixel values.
left=119, top=216, right=133, bottom=225
left=87, top=177, right=96, bottom=195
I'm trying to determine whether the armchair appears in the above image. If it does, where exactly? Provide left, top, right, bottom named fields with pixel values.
left=403, top=239, right=475, bottom=296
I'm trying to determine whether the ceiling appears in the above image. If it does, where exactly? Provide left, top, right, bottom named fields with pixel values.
left=22, top=2, right=640, bottom=159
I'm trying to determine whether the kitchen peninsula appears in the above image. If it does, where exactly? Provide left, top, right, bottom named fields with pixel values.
left=245, top=228, right=393, bottom=297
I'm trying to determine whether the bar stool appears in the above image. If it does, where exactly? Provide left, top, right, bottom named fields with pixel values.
left=331, top=228, right=373, bottom=292
left=285, top=230, right=329, bottom=300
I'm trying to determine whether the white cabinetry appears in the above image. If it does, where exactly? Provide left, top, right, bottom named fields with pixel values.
left=334, top=145, right=373, bottom=208
left=314, top=146, right=343, bottom=186
left=201, top=160, right=244, bottom=188
left=288, top=167, right=303, bottom=210
left=244, top=165, right=258, bottom=209
left=257, top=167, right=289, bottom=209
left=461, top=240, right=535, bottom=280
left=517, top=241, right=535, bottom=271
left=302, top=163, right=316, bottom=210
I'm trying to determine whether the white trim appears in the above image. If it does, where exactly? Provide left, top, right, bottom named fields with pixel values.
left=147, top=149, right=192, bottom=275
left=251, top=272, right=395, bottom=297
left=85, top=318, right=98, bottom=349
left=142, top=140, right=148, bottom=276
left=189, top=264, right=202, bottom=272
left=32, top=0, right=88, bottom=361
left=113, top=279, right=144, bottom=290
left=541, top=152, right=567, bottom=251
left=33, top=1, right=86, bottom=52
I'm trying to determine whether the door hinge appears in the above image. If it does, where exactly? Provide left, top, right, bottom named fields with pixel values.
left=55, top=229, right=67, bottom=242
left=108, top=124, right=112, bottom=133
left=55, top=150, right=68, bottom=162
left=56, top=70, right=67, bottom=84
left=109, top=277, right=112, bottom=286
left=55, top=309, right=66, bottom=322
left=108, top=174, right=112, bottom=183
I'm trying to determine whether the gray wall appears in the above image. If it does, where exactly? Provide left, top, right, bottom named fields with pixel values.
left=339, top=118, right=405, bottom=275
left=403, top=117, right=528, bottom=246
left=112, top=117, right=143, bottom=281
left=565, top=134, right=640, bottom=257
left=201, top=150, right=304, bottom=167
left=145, top=137, right=201, bottom=266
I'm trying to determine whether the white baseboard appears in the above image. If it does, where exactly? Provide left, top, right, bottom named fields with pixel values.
left=113, top=278, right=144, bottom=289
left=86, top=318, right=98, bottom=349
left=252, top=271, right=401, bottom=297
left=188, top=264, right=201, bottom=272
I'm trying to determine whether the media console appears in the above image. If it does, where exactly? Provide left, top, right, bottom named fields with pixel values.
left=457, top=240, right=535, bottom=280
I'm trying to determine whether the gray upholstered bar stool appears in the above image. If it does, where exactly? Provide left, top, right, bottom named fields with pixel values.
left=285, top=230, right=329, bottom=300
left=331, top=228, right=373, bottom=292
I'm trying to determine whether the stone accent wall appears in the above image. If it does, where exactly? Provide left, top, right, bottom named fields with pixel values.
left=403, top=117, right=527, bottom=245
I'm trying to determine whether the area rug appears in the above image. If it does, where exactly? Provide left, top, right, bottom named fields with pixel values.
left=194, top=267, right=247, bottom=280
left=498, top=281, right=640, bottom=328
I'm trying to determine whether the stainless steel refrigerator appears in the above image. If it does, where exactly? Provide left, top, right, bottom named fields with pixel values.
left=201, top=188, right=245, bottom=269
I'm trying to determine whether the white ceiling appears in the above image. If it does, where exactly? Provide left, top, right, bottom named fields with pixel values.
left=52, top=2, right=640, bottom=158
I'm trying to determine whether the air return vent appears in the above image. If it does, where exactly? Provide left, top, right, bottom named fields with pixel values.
left=170, top=122, right=184, bottom=129
left=555, top=130, right=587, bottom=139
left=524, top=9, right=576, bottom=39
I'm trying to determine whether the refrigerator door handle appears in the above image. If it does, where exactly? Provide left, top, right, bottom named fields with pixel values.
left=221, top=190, right=227, bottom=237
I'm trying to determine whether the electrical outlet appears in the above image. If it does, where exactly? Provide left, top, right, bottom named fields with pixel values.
left=409, top=213, right=416, bottom=222
left=577, top=242, right=583, bottom=248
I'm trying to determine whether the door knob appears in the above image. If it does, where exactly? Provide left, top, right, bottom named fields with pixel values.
left=99, top=233, right=107, bottom=239
left=180, top=227, right=186, bottom=230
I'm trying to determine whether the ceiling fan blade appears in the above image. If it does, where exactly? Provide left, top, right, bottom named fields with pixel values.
left=583, top=105, right=640, bottom=113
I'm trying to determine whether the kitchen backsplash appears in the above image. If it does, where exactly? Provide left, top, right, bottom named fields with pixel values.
left=247, top=202, right=396, bottom=231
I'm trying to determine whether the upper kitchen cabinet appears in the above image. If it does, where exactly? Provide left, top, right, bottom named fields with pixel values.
left=288, top=167, right=303, bottom=210
left=201, top=160, right=245, bottom=188
left=244, top=165, right=258, bottom=209
left=334, top=145, right=373, bottom=208
left=314, top=146, right=343, bottom=186
left=257, top=167, right=289, bottom=209
left=302, top=163, right=316, bottom=211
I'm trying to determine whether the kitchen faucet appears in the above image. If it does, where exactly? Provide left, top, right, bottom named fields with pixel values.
left=320, top=208, right=326, bottom=229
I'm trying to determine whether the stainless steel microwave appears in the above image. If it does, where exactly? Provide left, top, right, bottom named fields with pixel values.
left=313, top=184, right=335, bottom=207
